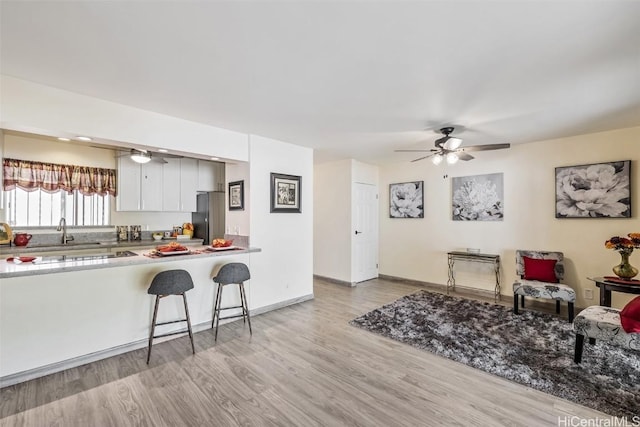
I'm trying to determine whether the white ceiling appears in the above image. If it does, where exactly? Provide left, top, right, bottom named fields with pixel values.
left=1, top=1, right=639, bottom=165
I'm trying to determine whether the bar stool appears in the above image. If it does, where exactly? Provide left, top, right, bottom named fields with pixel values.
left=147, top=269, right=196, bottom=364
left=212, top=263, right=252, bottom=341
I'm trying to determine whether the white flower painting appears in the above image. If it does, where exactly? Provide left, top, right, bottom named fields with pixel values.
left=390, top=181, right=424, bottom=218
left=452, top=173, right=504, bottom=221
left=555, top=161, right=631, bottom=218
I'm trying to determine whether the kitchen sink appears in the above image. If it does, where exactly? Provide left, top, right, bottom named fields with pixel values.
left=34, top=250, right=138, bottom=264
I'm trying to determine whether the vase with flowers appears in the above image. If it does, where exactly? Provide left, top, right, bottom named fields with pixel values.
left=605, top=233, right=640, bottom=279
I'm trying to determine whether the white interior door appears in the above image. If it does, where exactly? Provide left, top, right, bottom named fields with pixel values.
left=353, top=183, right=379, bottom=283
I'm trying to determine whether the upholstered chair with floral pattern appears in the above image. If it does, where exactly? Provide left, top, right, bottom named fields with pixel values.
left=573, top=305, right=640, bottom=363
left=513, top=250, right=576, bottom=322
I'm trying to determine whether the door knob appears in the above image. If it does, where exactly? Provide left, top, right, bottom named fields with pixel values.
left=355, top=230, right=362, bottom=235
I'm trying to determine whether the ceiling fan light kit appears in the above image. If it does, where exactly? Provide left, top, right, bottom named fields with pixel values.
left=130, top=149, right=152, bottom=164
left=446, top=152, right=459, bottom=164
left=395, top=126, right=510, bottom=165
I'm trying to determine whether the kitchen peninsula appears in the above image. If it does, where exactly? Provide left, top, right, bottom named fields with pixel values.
left=0, top=244, right=261, bottom=386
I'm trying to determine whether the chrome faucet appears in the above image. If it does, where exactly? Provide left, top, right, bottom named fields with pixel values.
left=56, top=217, right=74, bottom=244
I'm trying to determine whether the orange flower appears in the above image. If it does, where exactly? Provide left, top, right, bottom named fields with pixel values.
left=605, top=233, right=640, bottom=252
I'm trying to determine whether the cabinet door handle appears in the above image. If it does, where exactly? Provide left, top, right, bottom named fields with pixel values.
left=355, top=230, right=362, bottom=235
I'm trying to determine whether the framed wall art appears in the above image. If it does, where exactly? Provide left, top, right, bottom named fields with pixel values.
left=270, top=173, right=302, bottom=213
left=555, top=160, right=631, bottom=218
left=452, top=173, right=504, bottom=221
left=228, top=180, right=244, bottom=211
left=389, top=181, right=424, bottom=218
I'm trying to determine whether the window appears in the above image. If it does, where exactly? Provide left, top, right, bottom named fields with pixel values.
left=4, top=188, right=111, bottom=227
left=2, top=157, right=116, bottom=227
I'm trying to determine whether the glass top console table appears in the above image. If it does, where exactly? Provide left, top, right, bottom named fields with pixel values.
left=447, top=251, right=501, bottom=301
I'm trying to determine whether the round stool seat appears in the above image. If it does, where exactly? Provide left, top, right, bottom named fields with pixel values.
left=148, top=269, right=194, bottom=295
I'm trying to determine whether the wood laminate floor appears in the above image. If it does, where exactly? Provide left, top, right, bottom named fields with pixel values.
left=1, top=278, right=610, bottom=426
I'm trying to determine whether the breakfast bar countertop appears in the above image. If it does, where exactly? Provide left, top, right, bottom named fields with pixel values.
left=0, top=246, right=261, bottom=279
left=0, top=238, right=205, bottom=256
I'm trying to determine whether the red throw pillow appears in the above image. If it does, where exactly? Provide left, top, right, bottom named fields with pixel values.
left=523, top=256, right=558, bottom=283
left=620, top=296, right=640, bottom=333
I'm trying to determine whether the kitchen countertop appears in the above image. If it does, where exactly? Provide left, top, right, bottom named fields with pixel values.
left=0, top=238, right=205, bottom=255
left=0, top=245, right=260, bottom=278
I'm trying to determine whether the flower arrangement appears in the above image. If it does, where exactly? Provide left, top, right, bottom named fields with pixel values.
left=605, top=233, right=640, bottom=254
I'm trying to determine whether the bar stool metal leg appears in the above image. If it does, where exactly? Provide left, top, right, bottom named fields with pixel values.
left=240, top=282, right=252, bottom=335
left=147, top=295, right=161, bottom=364
left=182, top=293, right=195, bottom=354
left=212, top=283, right=222, bottom=329
left=214, top=285, right=223, bottom=342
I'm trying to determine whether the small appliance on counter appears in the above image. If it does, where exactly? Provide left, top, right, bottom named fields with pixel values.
left=13, top=233, right=33, bottom=247
left=0, top=223, right=13, bottom=246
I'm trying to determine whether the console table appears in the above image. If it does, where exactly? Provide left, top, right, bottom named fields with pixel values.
left=590, top=277, right=640, bottom=307
left=447, top=251, right=501, bottom=301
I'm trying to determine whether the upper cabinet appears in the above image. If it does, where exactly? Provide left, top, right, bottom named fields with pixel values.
left=117, top=156, right=142, bottom=211
left=117, top=157, right=198, bottom=212
left=197, top=160, right=225, bottom=192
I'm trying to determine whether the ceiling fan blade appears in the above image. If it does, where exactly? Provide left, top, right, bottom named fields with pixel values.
left=411, top=154, right=435, bottom=162
left=457, top=152, right=474, bottom=161
left=462, top=143, right=510, bottom=152
left=394, top=149, right=436, bottom=153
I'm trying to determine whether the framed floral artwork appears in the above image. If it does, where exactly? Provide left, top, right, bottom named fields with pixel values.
left=389, top=181, right=423, bottom=218
left=555, top=160, right=631, bottom=218
left=452, top=173, right=504, bottom=221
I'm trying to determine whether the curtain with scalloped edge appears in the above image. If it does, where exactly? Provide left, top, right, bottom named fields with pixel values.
left=2, top=158, right=117, bottom=196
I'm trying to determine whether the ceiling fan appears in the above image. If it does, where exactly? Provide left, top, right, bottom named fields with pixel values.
left=98, top=147, right=182, bottom=164
left=395, top=127, right=510, bottom=165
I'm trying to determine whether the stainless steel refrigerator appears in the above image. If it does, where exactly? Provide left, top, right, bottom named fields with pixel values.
left=192, top=191, right=225, bottom=245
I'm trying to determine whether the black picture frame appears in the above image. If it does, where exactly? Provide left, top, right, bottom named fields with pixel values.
left=389, top=181, right=424, bottom=218
left=270, top=173, right=302, bottom=213
left=228, top=180, right=244, bottom=211
left=555, top=160, right=631, bottom=218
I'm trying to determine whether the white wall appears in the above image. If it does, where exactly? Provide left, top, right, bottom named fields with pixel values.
left=249, top=135, right=314, bottom=309
left=225, top=161, right=250, bottom=236
left=314, top=159, right=379, bottom=283
left=3, top=132, right=115, bottom=168
left=379, top=126, right=640, bottom=309
left=0, top=75, right=249, bottom=162
left=314, top=159, right=353, bottom=282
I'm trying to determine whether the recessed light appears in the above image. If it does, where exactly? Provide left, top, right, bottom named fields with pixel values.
left=210, top=157, right=219, bottom=160
left=76, top=136, right=92, bottom=141
left=157, top=149, right=168, bottom=153
left=57, top=137, right=71, bottom=141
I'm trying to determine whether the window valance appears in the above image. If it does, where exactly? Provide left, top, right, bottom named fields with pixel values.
left=3, top=158, right=117, bottom=196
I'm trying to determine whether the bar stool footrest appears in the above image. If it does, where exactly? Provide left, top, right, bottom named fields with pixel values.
left=153, top=329, right=191, bottom=339
left=156, top=318, right=188, bottom=326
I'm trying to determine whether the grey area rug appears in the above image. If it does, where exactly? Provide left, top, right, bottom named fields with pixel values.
left=350, top=290, right=640, bottom=418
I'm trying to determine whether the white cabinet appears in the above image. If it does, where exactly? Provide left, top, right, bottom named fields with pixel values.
left=162, top=158, right=198, bottom=212
left=197, top=160, right=225, bottom=192
left=161, top=158, right=182, bottom=211
left=179, top=158, right=198, bottom=212
left=197, top=160, right=215, bottom=192
left=117, top=156, right=141, bottom=211
left=118, top=157, right=199, bottom=212
left=140, top=161, right=163, bottom=211
left=117, top=156, right=163, bottom=211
